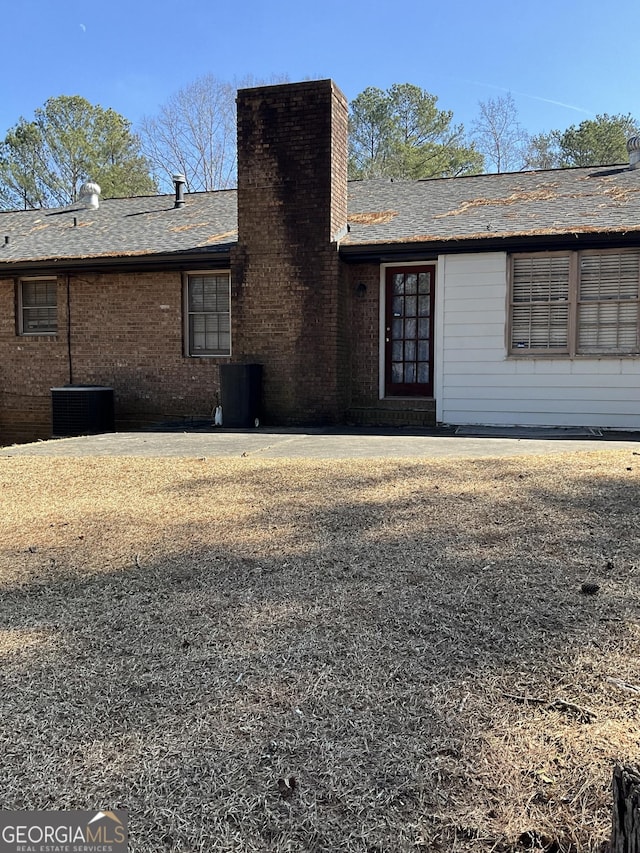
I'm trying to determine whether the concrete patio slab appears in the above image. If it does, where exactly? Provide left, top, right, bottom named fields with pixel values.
left=1, top=427, right=638, bottom=459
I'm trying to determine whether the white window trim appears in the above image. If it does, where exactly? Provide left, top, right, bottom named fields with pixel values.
left=183, top=270, right=232, bottom=358
left=17, top=276, right=58, bottom=336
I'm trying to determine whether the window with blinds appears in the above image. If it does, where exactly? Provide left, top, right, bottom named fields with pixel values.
left=19, top=278, right=58, bottom=334
left=511, top=255, right=570, bottom=351
left=509, top=250, right=640, bottom=356
left=578, top=252, right=639, bottom=354
left=186, top=272, right=231, bottom=356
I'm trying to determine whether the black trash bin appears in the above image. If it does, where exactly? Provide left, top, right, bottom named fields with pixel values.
left=219, top=364, right=263, bottom=428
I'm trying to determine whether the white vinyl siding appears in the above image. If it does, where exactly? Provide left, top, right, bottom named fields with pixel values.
left=19, top=278, right=57, bottom=335
left=437, top=252, right=640, bottom=429
left=186, top=272, right=230, bottom=356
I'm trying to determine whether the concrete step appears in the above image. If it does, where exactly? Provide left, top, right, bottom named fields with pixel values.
left=346, top=400, right=436, bottom=427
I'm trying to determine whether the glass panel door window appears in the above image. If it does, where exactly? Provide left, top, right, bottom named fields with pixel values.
left=385, top=265, right=435, bottom=397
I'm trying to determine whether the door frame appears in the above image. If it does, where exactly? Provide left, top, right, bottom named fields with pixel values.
left=379, top=261, right=437, bottom=399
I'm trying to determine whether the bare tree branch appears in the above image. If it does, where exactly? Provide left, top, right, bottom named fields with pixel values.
left=472, top=93, right=529, bottom=173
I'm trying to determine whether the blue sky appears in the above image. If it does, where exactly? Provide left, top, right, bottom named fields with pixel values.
left=2, top=0, right=638, bottom=149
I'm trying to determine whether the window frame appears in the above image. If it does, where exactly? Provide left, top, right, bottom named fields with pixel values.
left=508, top=248, right=640, bottom=357
left=183, top=270, right=231, bottom=358
left=17, top=276, right=58, bottom=336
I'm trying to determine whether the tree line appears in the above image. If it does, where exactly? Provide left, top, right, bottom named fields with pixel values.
left=348, top=85, right=639, bottom=177
left=1, top=77, right=638, bottom=210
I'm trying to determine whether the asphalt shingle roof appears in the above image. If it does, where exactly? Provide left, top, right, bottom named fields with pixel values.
left=1, top=164, right=639, bottom=268
left=345, top=164, right=640, bottom=246
left=0, top=190, right=237, bottom=265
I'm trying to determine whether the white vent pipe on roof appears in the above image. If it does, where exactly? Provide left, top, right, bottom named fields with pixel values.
left=627, top=137, right=640, bottom=169
left=79, top=181, right=101, bottom=209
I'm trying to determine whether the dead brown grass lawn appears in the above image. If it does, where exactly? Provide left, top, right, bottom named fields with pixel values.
left=0, top=450, right=639, bottom=852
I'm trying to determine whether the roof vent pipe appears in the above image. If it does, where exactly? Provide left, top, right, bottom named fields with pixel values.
left=78, top=181, right=101, bottom=209
left=627, top=137, right=640, bottom=169
left=173, top=174, right=186, bottom=208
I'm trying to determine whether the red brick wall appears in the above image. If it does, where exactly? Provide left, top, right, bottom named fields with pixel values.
left=0, top=271, right=228, bottom=444
left=0, top=79, right=363, bottom=444
left=232, top=80, right=350, bottom=424
left=0, top=276, right=69, bottom=444
left=0, top=259, right=390, bottom=446
left=346, top=263, right=383, bottom=404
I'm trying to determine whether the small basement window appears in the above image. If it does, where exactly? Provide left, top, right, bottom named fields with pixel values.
left=185, top=272, right=231, bottom=356
left=18, top=277, right=58, bottom=335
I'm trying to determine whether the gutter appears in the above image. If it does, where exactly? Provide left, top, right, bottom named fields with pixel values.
left=338, top=230, right=640, bottom=262
left=0, top=248, right=233, bottom=277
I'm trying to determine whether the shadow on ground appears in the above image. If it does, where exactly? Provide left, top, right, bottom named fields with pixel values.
left=0, top=454, right=638, bottom=851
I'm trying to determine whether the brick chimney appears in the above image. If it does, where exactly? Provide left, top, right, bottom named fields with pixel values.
left=231, top=79, right=349, bottom=424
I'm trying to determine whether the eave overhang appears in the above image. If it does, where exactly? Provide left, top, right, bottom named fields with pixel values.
left=338, top=228, right=640, bottom=263
left=0, top=246, right=233, bottom=277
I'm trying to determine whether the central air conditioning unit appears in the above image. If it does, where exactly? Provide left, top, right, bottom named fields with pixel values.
left=51, top=386, right=115, bottom=438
